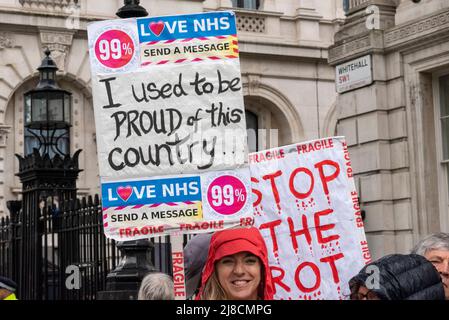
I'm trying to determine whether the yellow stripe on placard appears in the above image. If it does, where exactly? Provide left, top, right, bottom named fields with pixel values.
left=196, top=201, right=203, bottom=220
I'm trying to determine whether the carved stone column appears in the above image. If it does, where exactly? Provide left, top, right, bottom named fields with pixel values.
left=328, top=0, right=407, bottom=259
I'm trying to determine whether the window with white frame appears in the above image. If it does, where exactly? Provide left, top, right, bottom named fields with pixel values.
left=231, top=0, right=261, bottom=10
left=433, top=70, right=449, bottom=230
left=438, top=74, right=449, bottom=200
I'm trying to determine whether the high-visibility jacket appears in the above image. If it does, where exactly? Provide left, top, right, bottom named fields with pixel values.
left=3, top=293, right=17, bottom=300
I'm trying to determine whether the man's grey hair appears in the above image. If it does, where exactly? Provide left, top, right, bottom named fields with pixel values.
left=412, top=232, right=449, bottom=256
left=138, top=272, right=174, bottom=300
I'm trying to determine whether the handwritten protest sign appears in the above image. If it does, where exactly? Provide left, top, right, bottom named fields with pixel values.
left=87, top=12, right=253, bottom=240
left=250, top=137, right=372, bottom=300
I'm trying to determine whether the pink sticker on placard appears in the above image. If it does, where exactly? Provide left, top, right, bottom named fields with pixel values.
left=207, top=175, right=247, bottom=216
left=94, top=30, right=135, bottom=69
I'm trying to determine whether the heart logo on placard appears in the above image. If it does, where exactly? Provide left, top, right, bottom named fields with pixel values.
left=150, top=21, right=165, bottom=36
left=117, top=186, right=133, bottom=202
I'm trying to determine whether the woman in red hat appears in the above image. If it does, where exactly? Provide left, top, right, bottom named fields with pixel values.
left=197, top=227, right=274, bottom=300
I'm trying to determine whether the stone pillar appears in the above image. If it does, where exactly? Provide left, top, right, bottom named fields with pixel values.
left=220, top=0, right=233, bottom=8
left=328, top=0, right=414, bottom=259
left=262, top=0, right=277, bottom=11
left=334, top=0, right=397, bottom=43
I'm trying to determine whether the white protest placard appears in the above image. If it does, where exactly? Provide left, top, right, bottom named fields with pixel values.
left=87, top=12, right=253, bottom=240
left=249, top=137, right=372, bottom=300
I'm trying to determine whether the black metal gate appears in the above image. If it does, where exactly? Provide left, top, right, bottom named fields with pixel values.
left=0, top=195, right=121, bottom=300
left=0, top=194, right=189, bottom=300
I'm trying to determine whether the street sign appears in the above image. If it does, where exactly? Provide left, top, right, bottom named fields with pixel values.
left=336, top=55, right=373, bottom=93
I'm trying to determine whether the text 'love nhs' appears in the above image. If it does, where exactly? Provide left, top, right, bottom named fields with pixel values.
left=102, top=176, right=201, bottom=207
left=137, top=12, right=237, bottom=42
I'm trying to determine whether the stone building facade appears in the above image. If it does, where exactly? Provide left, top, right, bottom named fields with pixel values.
left=330, top=0, right=449, bottom=259
left=0, top=1, right=344, bottom=218
left=7, top=0, right=448, bottom=260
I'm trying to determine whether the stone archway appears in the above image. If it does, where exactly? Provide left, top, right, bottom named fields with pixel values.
left=0, top=30, right=95, bottom=216
left=322, top=102, right=338, bottom=138
left=242, top=81, right=304, bottom=149
left=0, top=74, right=97, bottom=215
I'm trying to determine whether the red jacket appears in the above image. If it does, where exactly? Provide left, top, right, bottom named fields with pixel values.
left=197, top=227, right=274, bottom=300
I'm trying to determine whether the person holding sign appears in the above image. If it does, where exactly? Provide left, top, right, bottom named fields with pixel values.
left=197, top=227, right=274, bottom=300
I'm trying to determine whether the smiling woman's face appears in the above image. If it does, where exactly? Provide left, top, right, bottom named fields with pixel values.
left=216, top=251, right=261, bottom=300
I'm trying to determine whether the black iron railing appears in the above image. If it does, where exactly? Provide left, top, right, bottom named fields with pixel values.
left=0, top=194, right=193, bottom=300
left=0, top=195, right=120, bottom=300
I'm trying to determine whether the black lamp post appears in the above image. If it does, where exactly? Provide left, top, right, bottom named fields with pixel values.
left=24, top=48, right=71, bottom=157
left=14, top=49, right=82, bottom=300
left=116, top=0, right=149, bottom=18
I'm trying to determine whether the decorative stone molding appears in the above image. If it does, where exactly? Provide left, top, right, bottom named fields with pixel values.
left=349, top=0, right=371, bottom=10
left=0, top=125, right=11, bottom=148
left=329, top=35, right=371, bottom=64
left=0, top=32, right=14, bottom=49
left=384, top=10, right=449, bottom=49
left=39, top=30, right=75, bottom=72
left=246, top=74, right=262, bottom=96
left=236, top=13, right=266, bottom=33
left=296, top=0, right=322, bottom=19
left=19, top=0, right=80, bottom=12
left=347, top=0, right=398, bottom=15
left=330, top=7, right=449, bottom=64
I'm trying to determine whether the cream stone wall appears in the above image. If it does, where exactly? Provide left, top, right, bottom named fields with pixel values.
left=330, top=0, right=449, bottom=259
left=395, top=0, right=449, bottom=24
left=0, top=0, right=343, bottom=215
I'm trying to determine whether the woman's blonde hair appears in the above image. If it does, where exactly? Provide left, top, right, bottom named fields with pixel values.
left=201, top=271, right=227, bottom=300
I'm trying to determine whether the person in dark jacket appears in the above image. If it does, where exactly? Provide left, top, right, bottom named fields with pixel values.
left=349, top=254, right=445, bottom=300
